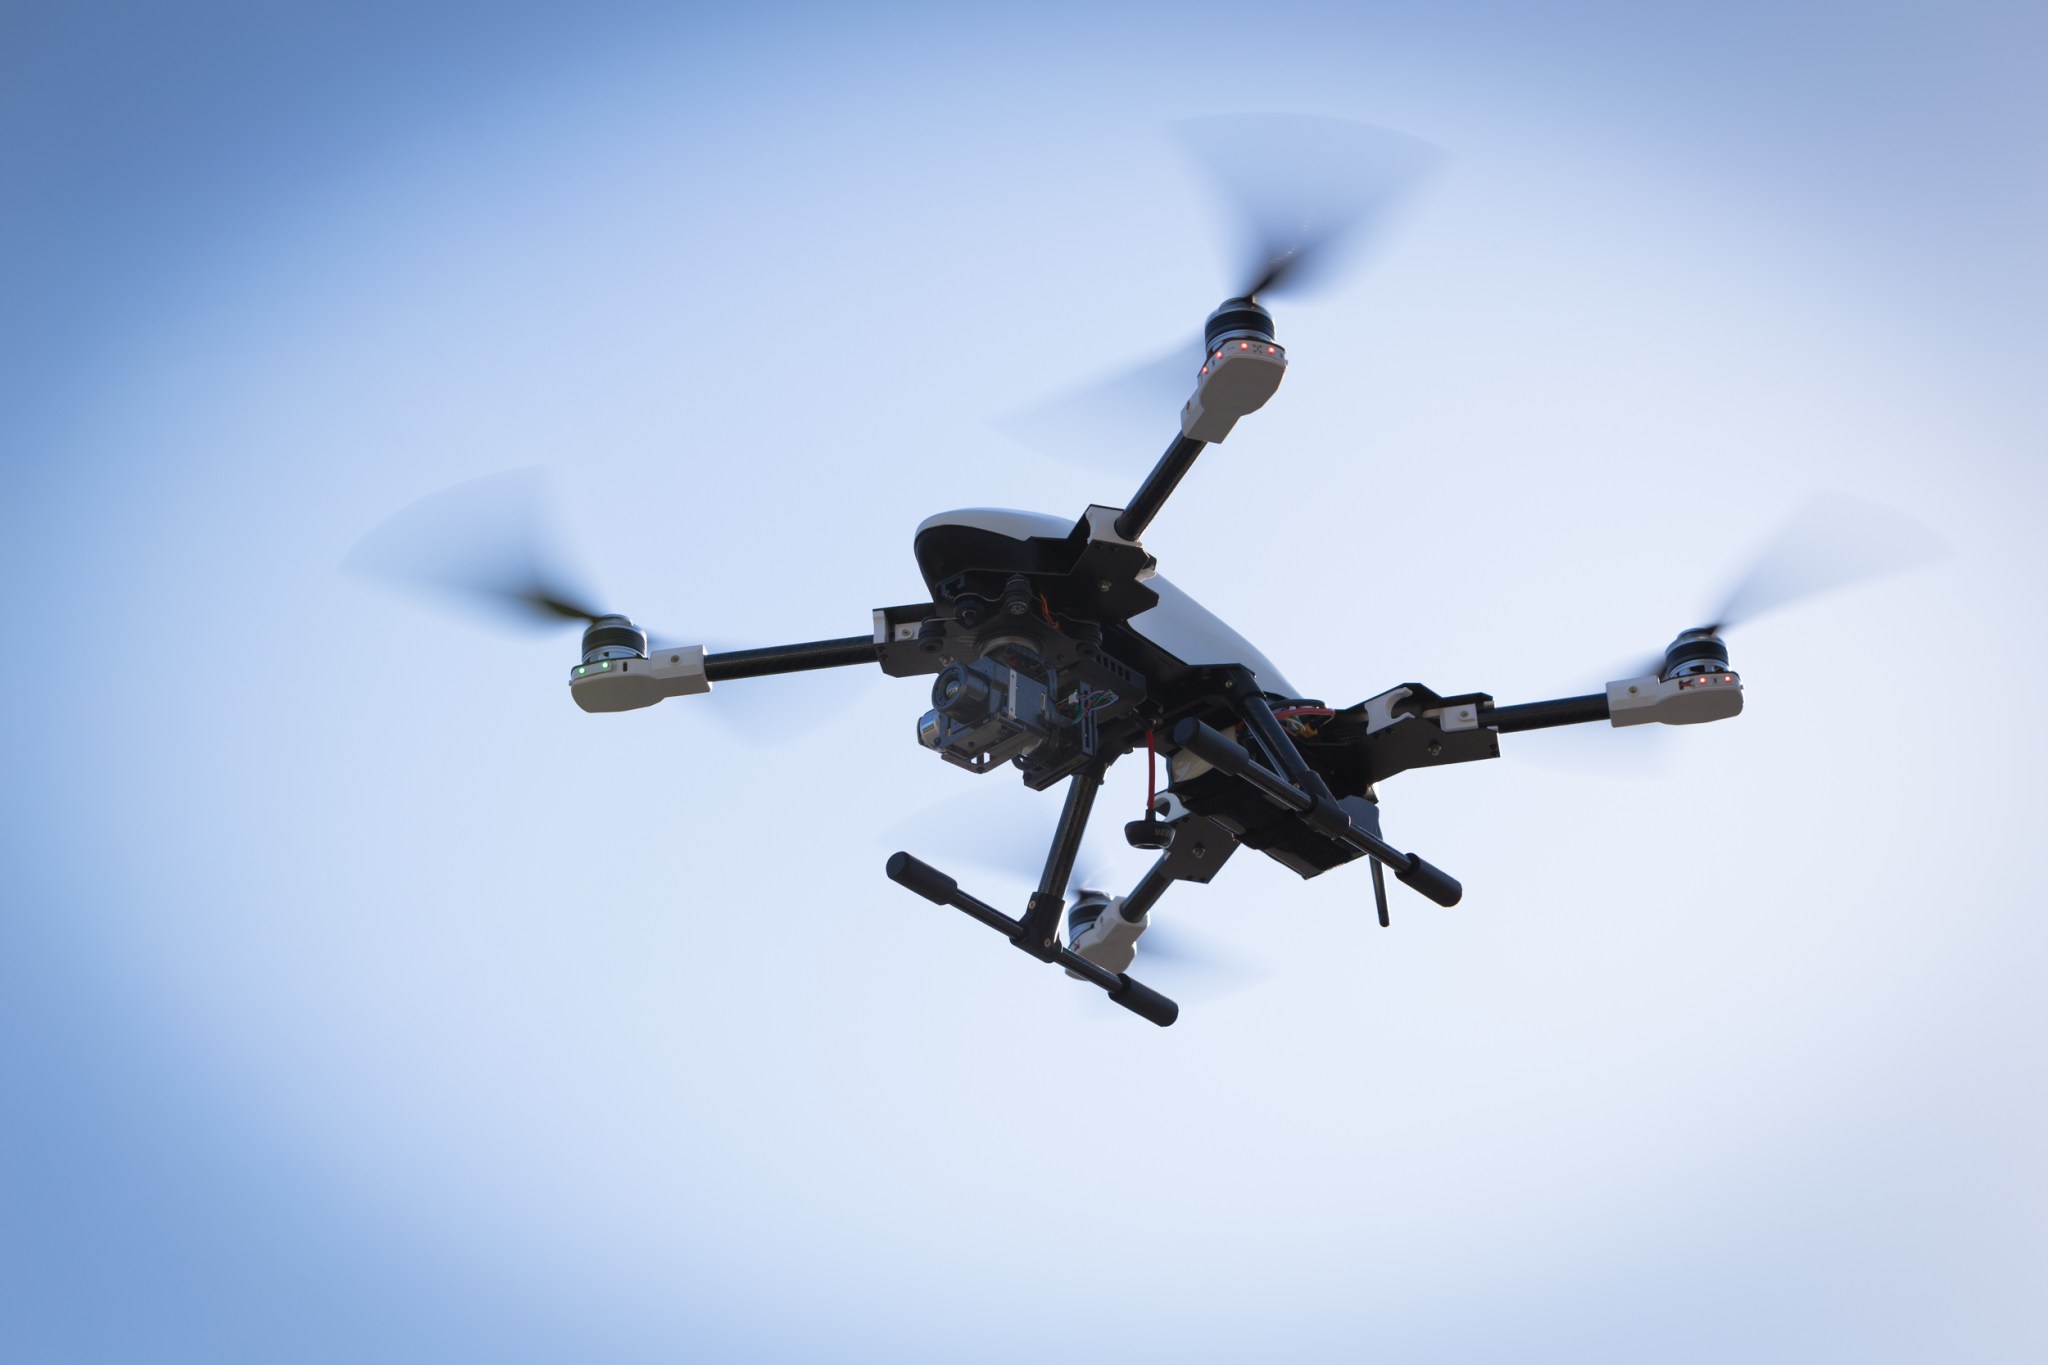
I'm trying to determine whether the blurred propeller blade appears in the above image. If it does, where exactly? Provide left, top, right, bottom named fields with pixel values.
left=997, top=336, right=1203, bottom=470
left=701, top=663, right=884, bottom=747
left=344, top=468, right=606, bottom=630
left=1505, top=720, right=1674, bottom=779
left=1000, top=115, right=1438, bottom=468
left=346, top=469, right=878, bottom=744
left=1704, top=490, right=1947, bottom=633
left=1516, top=493, right=1942, bottom=777
left=1125, top=921, right=1233, bottom=969
left=1070, top=861, right=1127, bottom=898
left=1590, top=492, right=1945, bottom=683
left=1178, top=113, right=1440, bottom=302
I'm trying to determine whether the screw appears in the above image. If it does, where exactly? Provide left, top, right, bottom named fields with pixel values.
left=1193, top=843, right=1207, bottom=859
left=1427, top=741, right=1442, bottom=757
left=1628, top=685, right=1640, bottom=695
left=1097, top=579, right=1112, bottom=592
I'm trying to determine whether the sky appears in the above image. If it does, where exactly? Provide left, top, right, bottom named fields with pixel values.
left=4, top=2, right=2045, bottom=1361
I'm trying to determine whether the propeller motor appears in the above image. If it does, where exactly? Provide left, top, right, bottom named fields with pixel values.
left=1182, top=297, right=1287, bottom=443
left=1661, top=626, right=1732, bottom=682
left=580, top=613, right=648, bottom=665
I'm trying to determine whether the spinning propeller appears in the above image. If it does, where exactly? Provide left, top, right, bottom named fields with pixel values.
left=342, top=467, right=617, bottom=633
left=1005, top=114, right=1439, bottom=463
left=1187, top=111, right=1440, bottom=303
left=1632, top=490, right=1947, bottom=684
left=1511, top=491, right=1945, bottom=776
left=343, top=468, right=868, bottom=737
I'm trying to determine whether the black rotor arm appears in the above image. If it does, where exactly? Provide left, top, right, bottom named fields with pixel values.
left=1114, top=434, right=1208, bottom=542
left=1481, top=693, right=1611, bottom=731
left=703, top=635, right=880, bottom=682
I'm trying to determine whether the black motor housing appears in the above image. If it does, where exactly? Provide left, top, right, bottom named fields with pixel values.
left=581, top=614, right=647, bottom=663
left=1203, top=296, right=1276, bottom=352
left=1661, top=628, right=1730, bottom=681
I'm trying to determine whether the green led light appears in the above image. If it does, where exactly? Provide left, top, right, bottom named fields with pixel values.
left=601, top=661, right=611, bottom=669
left=576, top=666, right=586, bottom=675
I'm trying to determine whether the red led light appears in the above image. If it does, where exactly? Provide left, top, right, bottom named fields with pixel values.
left=1267, top=345, right=1277, bottom=353
left=1239, top=341, right=1250, bottom=350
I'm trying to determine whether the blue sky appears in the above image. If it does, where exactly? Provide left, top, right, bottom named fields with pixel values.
left=5, top=3, right=2044, bottom=1361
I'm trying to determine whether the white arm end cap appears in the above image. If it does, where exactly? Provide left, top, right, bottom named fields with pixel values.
left=571, top=645, right=712, bottom=713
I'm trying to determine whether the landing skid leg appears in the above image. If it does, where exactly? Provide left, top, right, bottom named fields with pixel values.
left=885, top=852, right=1179, bottom=1027
left=1015, top=760, right=1106, bottom=959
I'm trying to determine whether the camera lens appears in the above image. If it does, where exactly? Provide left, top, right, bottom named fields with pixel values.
left=932, top=663, right=993, bottom=720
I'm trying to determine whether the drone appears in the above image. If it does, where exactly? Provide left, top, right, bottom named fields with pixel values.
left=352, top=116, right=1938, bottom=1027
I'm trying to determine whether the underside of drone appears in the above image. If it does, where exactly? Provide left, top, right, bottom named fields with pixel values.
left=348, top=115, right=1940, bottom=1027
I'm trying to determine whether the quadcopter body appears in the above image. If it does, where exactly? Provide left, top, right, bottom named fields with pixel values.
left=558, top=295, right=1742, bottom=1026
left=354, top=116, right=1929, bottom=1027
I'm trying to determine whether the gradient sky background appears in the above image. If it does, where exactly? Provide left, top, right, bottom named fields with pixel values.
left=5, top=3, right=2044, bottom=1361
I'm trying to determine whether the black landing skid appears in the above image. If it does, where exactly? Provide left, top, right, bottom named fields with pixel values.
left=886, top=670, right=1465, bottom=1027
left=885, top=757, right=1180, bottom=1027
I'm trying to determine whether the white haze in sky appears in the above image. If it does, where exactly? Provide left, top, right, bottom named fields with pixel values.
left=4, top=3, right=2044, bottom=1361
